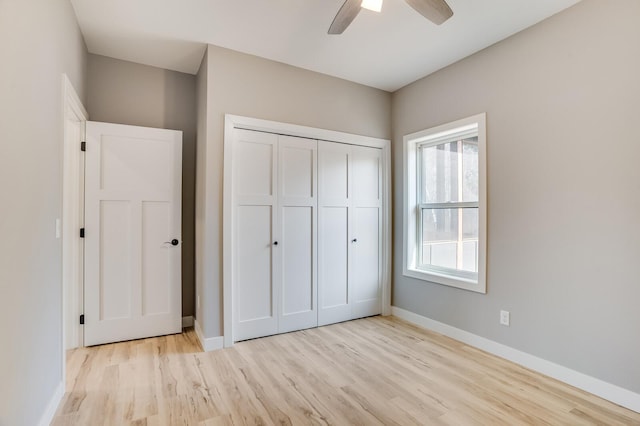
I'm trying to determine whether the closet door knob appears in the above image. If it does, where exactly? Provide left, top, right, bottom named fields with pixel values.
left=273, top=241, right=278, bottom=246
left=352, top=238, right=357, bottom=243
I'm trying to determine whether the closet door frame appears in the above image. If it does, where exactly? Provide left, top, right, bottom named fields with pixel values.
left=223, top=114, right=391, bottom=348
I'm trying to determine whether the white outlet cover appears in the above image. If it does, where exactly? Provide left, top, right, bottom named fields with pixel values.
left=55, top=218, right=61, bottom=239
left=500, top=310, right=510, bottom=326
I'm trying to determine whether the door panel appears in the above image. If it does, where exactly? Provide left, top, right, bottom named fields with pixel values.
left=233, top=129, right=279, bottom=341
left=236, top=139, right=274, bottom=198
left=236, top=206, right=274, bottom=319
left=141, top=201, right=171, bottom=315
left=352, top=146, right=382, bottom=319
left=320, top=207, right=349, bottom=308
left=100, top=135, right=170, bottom=192
left=353, top=146, right=381, bottom=204
left=235, top=204, right=276, bottom=339
left=352, top=207, right=381, bottom=317
left=280, top=207, right=313, bottom=320
left=281, top=207, right=312, bottom=314
left=100, top=200, right=132, bottom=320
left=318, top=141, right=352, bottom=326
left=319, top=147, right=349, bottom=202
left=277, top=136, right=318, bottom=334
left=85, top=122, right=182, bottom=346
left=281, top=144, right=313, bottom=199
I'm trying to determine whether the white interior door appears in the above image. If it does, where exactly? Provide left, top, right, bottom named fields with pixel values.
left=318, top=141, right=353, bottom=326
left=277, top=136, right=318, bottom=333
left=84, top=122, right=182, bottom=346
left=233, top=129, right=279, bottom=341
left=351, top=145, right=382, bottom=319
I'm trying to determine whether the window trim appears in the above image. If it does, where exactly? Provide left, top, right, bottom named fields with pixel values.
left=403, top=113, right=487, bottom=293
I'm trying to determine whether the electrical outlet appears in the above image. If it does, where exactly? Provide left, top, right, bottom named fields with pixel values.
left=197, top=295, right=200, bottom=310
left=55, top=219, right=61, bottom=239
left=500, top=310, right=510, bottom=326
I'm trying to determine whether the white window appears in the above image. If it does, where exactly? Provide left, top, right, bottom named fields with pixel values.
left=403, top=113, right=486, bottom=293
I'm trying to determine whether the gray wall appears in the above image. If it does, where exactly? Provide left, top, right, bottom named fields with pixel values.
left=392, top=0, right=640, bottom=393
left=87, top=54, right=197, bottom=317
left=197, top=44, right=392, bottom=337
left=0, top=0, right=87, bottom=424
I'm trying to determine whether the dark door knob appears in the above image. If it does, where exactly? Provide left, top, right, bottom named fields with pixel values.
left=273, top=241, right=278, bottom=246
left=352, top=238, right=357, bottom=243
left=171, top=239, right=179, bottom=246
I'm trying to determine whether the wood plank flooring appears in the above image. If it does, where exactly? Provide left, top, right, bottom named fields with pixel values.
left=52, top=316, right=640, bottom=425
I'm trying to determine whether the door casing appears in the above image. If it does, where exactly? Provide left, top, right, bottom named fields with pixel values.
left=62, top=74, right=88, bottom=353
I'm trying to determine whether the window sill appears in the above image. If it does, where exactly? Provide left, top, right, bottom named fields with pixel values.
left=403, top=267, right=486, bottom=294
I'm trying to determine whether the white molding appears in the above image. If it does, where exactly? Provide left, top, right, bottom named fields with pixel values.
left=182, top=316, right=194, bottom=328
left=391, top=306, right=640, bottom=414
left=62, top=74, right=88, bottom=120
left=37, top=381, right=63, bottom=426
left=194, top=319, right=224, bottom=352
left=225, top=114, right=388, bottom=149
left=61, top=73, right=88, bottom=350
left=381, top=142, right=392, bottom=316
left=60, top=74, right=88, bottom=417
left=223, top=115, right=234, bottom=348
left=223, top=114, right=392, bottom=346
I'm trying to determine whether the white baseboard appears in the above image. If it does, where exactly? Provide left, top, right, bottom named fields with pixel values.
left=194, top=319, right=224, bottom=352
left=182, top=315, right=194, bottom=328
left=38, top=380, right=64, bottom=426
left=391, top=306, right=640, bottom=414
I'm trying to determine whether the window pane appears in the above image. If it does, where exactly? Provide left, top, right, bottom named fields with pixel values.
left=428, top=243, right=457, bottom=269
left=462, top=138, right=478, bottom=202
left=421, top=138, right=478, bottom=204
left=420, top=207, right=479, bottom=273
left=462, top=208, right=478, bottom=239
left=462, top=241, right=478, bottom=272
left=420, top=142, right=460, bottom=203
left=421, top=208, right=457, bottom=269
left=422, top=208, right=458, bottom=242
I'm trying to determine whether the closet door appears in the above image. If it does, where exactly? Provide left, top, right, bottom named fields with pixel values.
left=318, top=141, right=353, bottom=326
left=351, top=146, right=382, bottom=319
left=277, top=136, right=318, bottom=333
left=318, top=141, right=383, bottom=326
left=233, top=129, right=279, bottom=341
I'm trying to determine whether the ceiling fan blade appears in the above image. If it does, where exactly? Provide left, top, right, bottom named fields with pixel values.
left=404, top=0, right=453, bottom=25
left=328, top=0, right=362, bottom=34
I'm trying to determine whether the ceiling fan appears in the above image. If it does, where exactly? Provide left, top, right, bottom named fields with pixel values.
left=328, top=0, right=453, bottom=34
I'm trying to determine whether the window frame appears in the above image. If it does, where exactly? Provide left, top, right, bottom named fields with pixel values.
left=403, top=113, right=487, bottom=293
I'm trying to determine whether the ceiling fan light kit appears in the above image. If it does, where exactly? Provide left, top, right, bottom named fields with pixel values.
left=361, top=0, right=383, bottom=13
left=329, top=0, right=453, bottom=34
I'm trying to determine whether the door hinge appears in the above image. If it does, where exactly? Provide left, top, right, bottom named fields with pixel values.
left=79, top=314, right=85, bottom=325
left=81, top=141, right=86, bottom=151
left=80, top=228, right=85, bottom=238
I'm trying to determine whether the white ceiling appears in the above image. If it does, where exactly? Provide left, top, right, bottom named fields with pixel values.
left=70, top=0, right=581, bottom=92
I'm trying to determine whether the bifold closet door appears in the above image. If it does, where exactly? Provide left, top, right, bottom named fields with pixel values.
left=318, top=141, right=382, bottom=327
left=233, top=129, right=318, bottom=341
left=234, top=129, right=279, bottom=341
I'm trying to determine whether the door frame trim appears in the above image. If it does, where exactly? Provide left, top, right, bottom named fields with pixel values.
left=223, top=114, right=391, bottom=348
left=61, top=74, right=88, bottom=387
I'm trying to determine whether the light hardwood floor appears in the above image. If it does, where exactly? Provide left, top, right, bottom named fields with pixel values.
left=52, top=316, right=640, bottom=425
